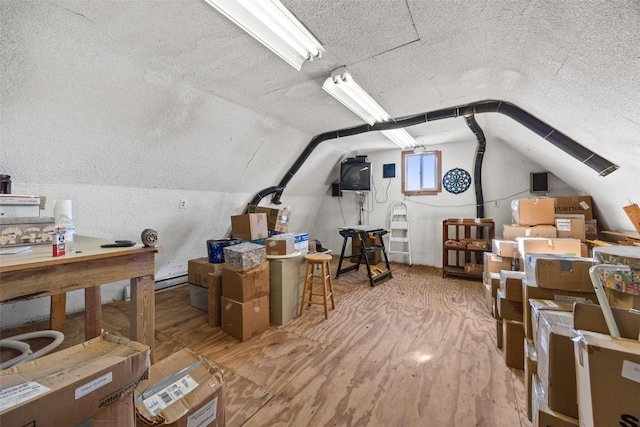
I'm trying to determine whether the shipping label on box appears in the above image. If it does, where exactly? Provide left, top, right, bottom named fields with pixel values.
left=0, top=335, right=150, bottom=427
left=135, top=348, right=225, bottom=427
left=511, top=198, right=556, bottom=226
left=221, top=261, right=269, bottom=302
left=231, top=213, right=269, bottom=241
left=593, top=246, right=640, bottom=296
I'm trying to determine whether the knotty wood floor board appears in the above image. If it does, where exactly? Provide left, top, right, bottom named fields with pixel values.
left=1, top=259, right=530, bottom=426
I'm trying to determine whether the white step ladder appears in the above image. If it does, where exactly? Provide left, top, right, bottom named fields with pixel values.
left=387, top=201, right=412, bottom=265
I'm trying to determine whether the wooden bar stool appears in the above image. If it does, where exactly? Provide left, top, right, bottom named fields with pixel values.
left=299, top=253, right=335, bottom=320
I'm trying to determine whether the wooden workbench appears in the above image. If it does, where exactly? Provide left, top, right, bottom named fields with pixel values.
left=0, top=235, right=158, bottom=360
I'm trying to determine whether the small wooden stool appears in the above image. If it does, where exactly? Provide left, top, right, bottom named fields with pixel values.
left=299, top=253, right=335, bottom=320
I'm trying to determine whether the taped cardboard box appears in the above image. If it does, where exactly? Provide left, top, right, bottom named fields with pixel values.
left=497, top=289, right=524, bottom=321
left=554, top=215, right=585, bottom=242
left=504, top=225, right=557, bottom=240
left=0, top=334, right=150, bottom=427
left=574, top=331, right=640, bottom=427
left=554, top=196, right=593, bottom=220
left=221, top=295, right=269, bottom=342
left=247, top=205, right=291, bottom=233
left=221, top=261, right=269, bottom=302
left=135, top=348, right=225, bottom=427
left=187, top=258, right=223, bottom=327
left=483, top=252, right=512, bottom=280
left=502, top=319, right=525, bottom=369
left=517, top=238, right=581, bottom=260
left=492, top=239, right=518, bottom=258
left=264, top=234, right=295, bottom=256
left=535, top=310, right=578, bottom=418
left=526, top=295, right=587, bottom=340
left=499, top=270, right=525, bottom=302
left=230, top=213, right=269, bottom=241
left=511, top=198, right=556, bottom=226
left=524, top=254, right=594, bottom=292
left=531, top=375, right=578, bottom=427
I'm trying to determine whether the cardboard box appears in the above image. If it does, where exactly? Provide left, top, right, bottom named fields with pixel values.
left=554, top=215, right=586, bottom=242
left=0, top=216, right=54, bottom=247
left=605, top=287, right=640, bottom=310
left=536, top=310, right=578, bottom=418
left=504, top=225, right=557, bottom=240
left=90, top=393, right=135, bottom=427
left=247, top=205, right=291, bottom=233
left=488, top=272, right=501, bottom=298
left=483, top=252, right=513, bottom=279
left=484, top=283, right=494, bottom=315
left=574, top=331, right=640, bottom=427
left=496, top=319, right=503, bottom=350
left=221, top=261, right=269, bottom=302
left=221, top=295, right=270, bottom=342
left=0, top=334, right=150, bottom=427
left=511, top=198, right=556, bottom=226
left=492, top=239, right=519, bottom=258
left=525, top=254, right=594, bottom=292
left=502, top=319, right=525, bottom=369
left=573, top=302, right=640, bottom=339
left=0, top=195, right=40, bottom=218
left=525, top=339, right=538, bottom=421
left=224, top=242, right=267, bottom=271
left=135, top=348, right=225, bottom=427
left=593, top=246, right=640, bottom=296
left=517, top=238, right=582, bottom=260
left=531, top=375, right=579, bottom=427
left=497, top=289, right=524, bottom=321
left=231, top=213, right=269, bottom=240
left=525, top=290, right=593, bottom=340
left=554, top=196, right=593, bottom=220
left=499, top=270, right=525, bottom=302
left=187, top=258, right=223, bottom=326
left=464, top=263, right=484, bottom=275
left=264, top=234, right=295, bottom=256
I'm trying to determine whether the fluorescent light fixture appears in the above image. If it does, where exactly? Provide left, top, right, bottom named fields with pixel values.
left=204, top=0, right=325, bottom=71
left=382, top=129, right=417, bottom=149
left=323, top=67, right=417, bottom=148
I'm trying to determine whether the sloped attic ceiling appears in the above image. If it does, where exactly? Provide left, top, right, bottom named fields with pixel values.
left=2, top=0, right=639, bottom=227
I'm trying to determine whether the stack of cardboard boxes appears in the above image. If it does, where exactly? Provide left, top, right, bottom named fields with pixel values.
left=484, top=197, right=640, bottom=426
left=220, top=242, right=270, bottom=341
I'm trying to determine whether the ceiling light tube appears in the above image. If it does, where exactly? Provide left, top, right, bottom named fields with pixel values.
left=204, top=0, right=325, bottom=71
left=382, top=129, right=417, bottom=149
left=323, top=67, right=418, bottom=148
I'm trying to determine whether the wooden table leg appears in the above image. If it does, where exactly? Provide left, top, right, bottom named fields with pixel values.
left=50, top=293, right=67, bottom=332
left=85, top=287, right=102, bottom=339
left=130, top=275, right=155, bottom=363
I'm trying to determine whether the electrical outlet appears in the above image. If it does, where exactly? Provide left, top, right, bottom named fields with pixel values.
left=179, top=199, right=188, bottom=209
left=493, top=200, right=500, bottom=207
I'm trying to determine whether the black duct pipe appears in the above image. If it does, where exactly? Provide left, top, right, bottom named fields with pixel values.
left=250, top=99, right=618, bottom=206
left=465, top=115, right=486, bottom=219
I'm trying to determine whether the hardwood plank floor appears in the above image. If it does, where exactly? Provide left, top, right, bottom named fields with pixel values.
left=1, top=261, right=530, bottom=427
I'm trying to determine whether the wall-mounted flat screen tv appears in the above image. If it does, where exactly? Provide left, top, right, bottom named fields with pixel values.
left=340, top=159, right=371, bottom=191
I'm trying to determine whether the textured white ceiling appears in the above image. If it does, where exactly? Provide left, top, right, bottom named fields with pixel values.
left=2, top=0, right=639, bottom=225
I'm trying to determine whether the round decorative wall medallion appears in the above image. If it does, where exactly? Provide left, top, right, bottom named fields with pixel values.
left=442, top=168, right=472, bottom=194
